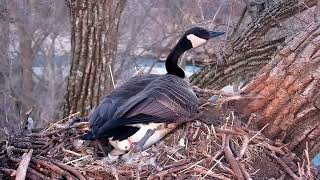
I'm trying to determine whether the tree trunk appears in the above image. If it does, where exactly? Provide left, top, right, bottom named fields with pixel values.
left=191, top=0, right=317, bottom=90
left=64, top=0, right=126, bottom=116
left=18, top=0, right=34, bottom=111
left=0, top=0, right=10, bottom=133
left=18, top=26, right=33, bottom=111
left=0, top=0, right=9, bottom=84
left=236, top=22, right=320, bottom=157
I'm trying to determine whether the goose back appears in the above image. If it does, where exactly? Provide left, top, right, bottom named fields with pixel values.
left=88, top=74, right=160, bottom=133
left=95, top=74, right=198, bottom=139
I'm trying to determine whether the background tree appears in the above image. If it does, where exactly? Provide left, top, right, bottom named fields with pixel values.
left=0, top=0, right=69, bottom=134
left=64, top=0, right=126, bottom=116
left=0, top=0, right=10, bottom=135
left=191, top=0, right=318, bottom=89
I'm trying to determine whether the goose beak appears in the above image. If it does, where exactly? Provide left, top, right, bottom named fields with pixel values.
left=208, top=31, right=225, bottom=39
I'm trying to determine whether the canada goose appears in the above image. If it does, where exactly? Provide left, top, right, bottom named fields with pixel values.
left=82, top=27, right=224, bottom=156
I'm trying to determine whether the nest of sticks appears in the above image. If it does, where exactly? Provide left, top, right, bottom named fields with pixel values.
left=0, top=91, right=316, bottom=179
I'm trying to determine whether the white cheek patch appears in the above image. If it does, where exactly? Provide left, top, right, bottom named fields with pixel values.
left=186, top=34, right=207, bottom=48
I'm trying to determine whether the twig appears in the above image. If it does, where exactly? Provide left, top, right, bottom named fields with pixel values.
left=201, top=156, right=224, bottom=179
left=238, top=135, right=250, bottom=159
left=33, top=158, right=76, bottom=179
left=224, top=136, right=244, bottom=180
left=253, top=140, right=285, bottom=155
left=215, top=95, right=263, bottom=110
left=149, top=164, right=191, bottom=180
left=180, top=123, right=190, bottom=147
left=213, top=133, right=226, bottom=160
left=297, top=162, right=304, bottom=178
left=44, top=112, right=80, bottom=132
left=62, top=148, right=83, bottom=157
left=230, top=6, right=247, bottom=37
left=266, top=151, right=299, bottom=180
left=238, top=123, right=269, bottom=159
left=193, top=166, right=232, bottom=180
left=64, top=155, right=91, bottom=165
left=29, top=122, right=88, bottom=137
left=10, top=147, right=41, bottom=154
left=245, top=113, right=255, bottom=127
left=147, top=61, right=157, bottom=74
left=192, top=126, right=200, bottom=140
left=239, top=163, right=252, bottom=180
left=6, top=146, right=21, bottom=162
left=214, top=128, right=244, bottom=136
left=179, top=159, right=204, bottom=173
left=248, top=123, right=269, bottom=142
left=109, top=64, right=115, bottom=88
left=111, top=167, right=120, bottom=180
left=53, top=161, right=86, bottom=180
left=0, top=167, right=16, bottom=177
left=304, top=142, right=312, bottom=178
left=192, top=86, right=236, bottom=97
left=15, top=149, right=33, bottom=180
left=162, top=159, right=191, bottom=170
left=133, top=67, right=144, bottom=76
left=27, top=167, right=50, bottom=180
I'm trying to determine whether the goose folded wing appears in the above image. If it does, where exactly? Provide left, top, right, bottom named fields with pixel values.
left=96, top=95, right=181, bottom=136
left=96, top=81, right=198, bottom=137
left=89, top=98, right=117, bottom=132
left=88, top=75, right=160, bottom=131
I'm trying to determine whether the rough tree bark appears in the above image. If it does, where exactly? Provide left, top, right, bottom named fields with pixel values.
left=191, top=0, right=317, bottom=90
left=235, top=22, right=320, bottom=157
left=0, top=0, right=10, bottom=130
left=64, top=0, right=126, bottom=116
left=18, top=0, right=34, bottom=111
left=0, top=0, right=9, bottom=86
left=18, top=27, right=33, bottom=111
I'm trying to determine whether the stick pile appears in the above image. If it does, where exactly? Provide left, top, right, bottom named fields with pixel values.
left=0, top=109, right=315, bottom=179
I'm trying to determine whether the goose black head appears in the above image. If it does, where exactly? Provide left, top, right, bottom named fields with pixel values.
left=184, top=27, right=225, bottom=49
left=166, top=27, right=225, bottom=78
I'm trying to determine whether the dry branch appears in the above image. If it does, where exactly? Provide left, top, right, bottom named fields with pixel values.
left=52, top=161, right=86, bottom=180
left=224, top=136, right=245, bottom=180
left=267, top=151, right=299, bottom=180
left=193, top=166, right=232, bottom=180
left=192, top=85, right=237, bottom=97
left=15, top=149, right=33, bottom=180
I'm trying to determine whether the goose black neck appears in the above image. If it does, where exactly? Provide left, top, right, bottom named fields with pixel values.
left=165, top=39, right=190, bottom=78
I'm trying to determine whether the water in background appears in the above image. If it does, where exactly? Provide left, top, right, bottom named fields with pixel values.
left=33, top=56, right=201, bottom=78
left=313, top=153, right=320, bottom=167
